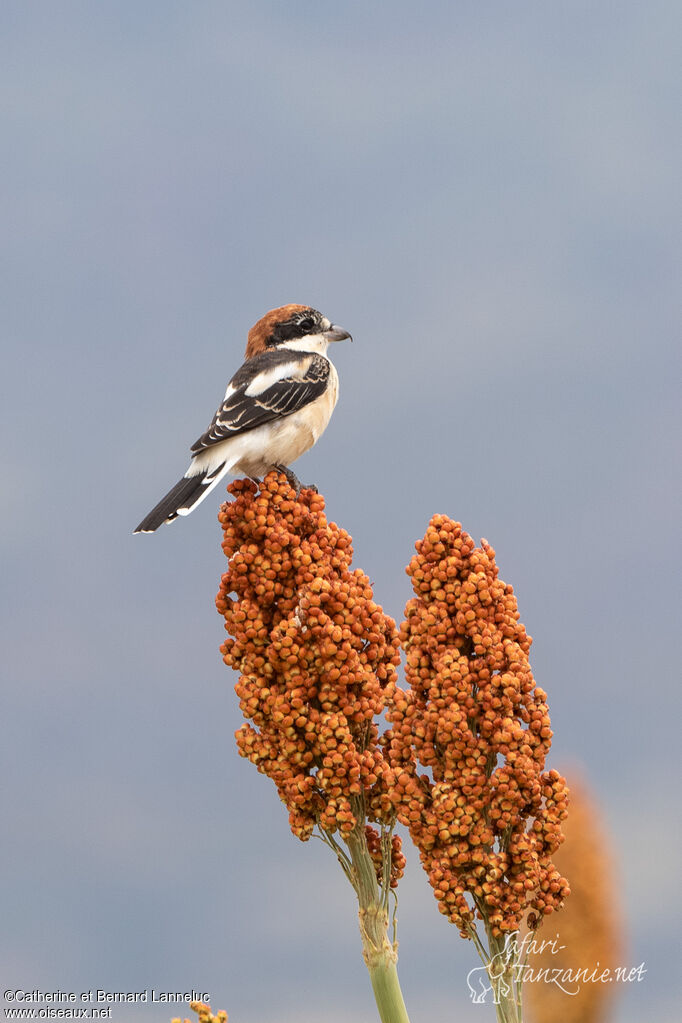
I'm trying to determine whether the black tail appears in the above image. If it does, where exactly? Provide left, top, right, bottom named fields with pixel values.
left=133, top=466, right=225, bottom=533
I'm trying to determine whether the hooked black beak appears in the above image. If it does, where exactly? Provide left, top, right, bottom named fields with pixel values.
left=324, top=324, right=353, bottom=343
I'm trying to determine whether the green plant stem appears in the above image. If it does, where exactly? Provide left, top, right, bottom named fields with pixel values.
left=343, top=821, right=411, bottom=1023
left=486, top=931, right=523, bottom=1023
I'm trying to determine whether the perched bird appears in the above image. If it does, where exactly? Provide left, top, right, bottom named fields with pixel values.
left=133, top=304, right=351, bottom=533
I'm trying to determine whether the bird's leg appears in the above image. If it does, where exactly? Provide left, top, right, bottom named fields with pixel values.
left=272, top=464, right=302, bottom=494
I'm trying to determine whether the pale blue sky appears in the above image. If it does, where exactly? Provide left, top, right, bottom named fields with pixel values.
left=2, top=3, right=680, bottom=1021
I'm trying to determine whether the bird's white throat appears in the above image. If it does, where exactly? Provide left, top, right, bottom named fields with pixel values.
left=279, top=335, right=330, bottom=356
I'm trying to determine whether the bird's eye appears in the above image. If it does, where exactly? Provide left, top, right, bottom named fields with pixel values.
left=299, top=317, right=315, bottom=332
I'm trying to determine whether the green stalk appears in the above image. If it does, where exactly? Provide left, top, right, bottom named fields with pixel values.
left=485, top=930, right=523, bottom=1023
left=343, top=821, right=411, bottom=1023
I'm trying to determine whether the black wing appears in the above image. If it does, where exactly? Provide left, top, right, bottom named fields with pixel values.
left=190, top=348, right=330, bottom=453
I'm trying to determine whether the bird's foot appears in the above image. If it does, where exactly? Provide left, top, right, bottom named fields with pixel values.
left=273, top=464, right=302, bottom=494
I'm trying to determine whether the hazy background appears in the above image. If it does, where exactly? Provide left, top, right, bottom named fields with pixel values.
left=2, top=3, right=680, bottom=1021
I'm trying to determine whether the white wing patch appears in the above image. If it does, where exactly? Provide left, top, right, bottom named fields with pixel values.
left=244, top=358, right=310, bottom=397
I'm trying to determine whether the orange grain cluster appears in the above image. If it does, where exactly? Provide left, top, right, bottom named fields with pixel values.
left=216, top=473, right=402, bottom=841
left=364, top=824, right=407, bottom=889
left=385, top=515, right=569, bottom=937
left=172, top=1003, right=227, bottom=1023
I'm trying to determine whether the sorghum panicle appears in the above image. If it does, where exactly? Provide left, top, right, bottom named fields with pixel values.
left=172, top=1003, right=227, bottom=1023
left=216, top=473, right=402, bottom=843
left=385, top=515, right=569, bottom=938
left=524, top=777, right=624, bottom=1023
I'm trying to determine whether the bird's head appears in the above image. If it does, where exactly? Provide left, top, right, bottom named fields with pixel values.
left=245, top=304, right=352, bottom=358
